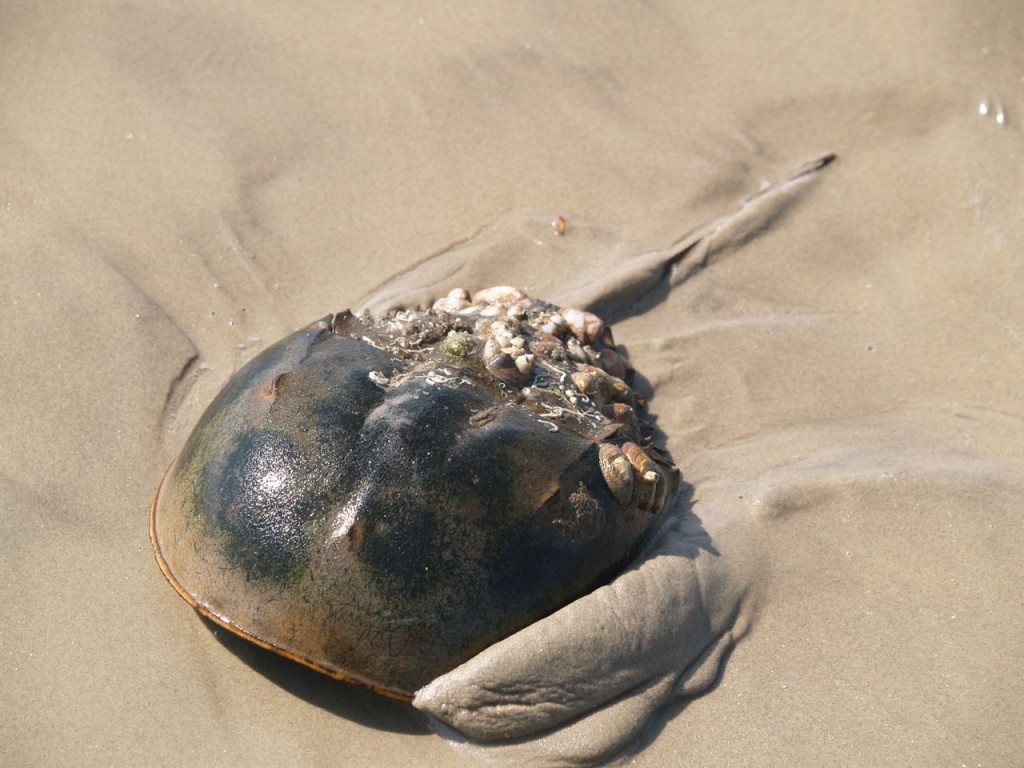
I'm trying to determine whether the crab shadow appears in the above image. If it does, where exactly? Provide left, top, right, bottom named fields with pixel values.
left=202, top=617, right=430, bottom=735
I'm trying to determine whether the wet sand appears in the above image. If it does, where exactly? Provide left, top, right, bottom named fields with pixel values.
left=2, top=2, right=1022, bottom=766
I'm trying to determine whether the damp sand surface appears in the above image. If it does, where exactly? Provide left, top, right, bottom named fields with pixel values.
left=2, top=2, right=1022, bottom=766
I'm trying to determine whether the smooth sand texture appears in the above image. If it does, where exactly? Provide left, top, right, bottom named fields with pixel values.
left=2, top=2, right=1022, bottom=766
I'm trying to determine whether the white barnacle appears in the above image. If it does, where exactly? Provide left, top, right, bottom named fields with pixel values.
left=482, top=336, right=503, bottom=362
left=514, top=353, right=535, bottom=375
left=565, top=336, right=588, bottom=364
left=433, top=294, right=471, bottom=314
left=456, top=304, right=482, bottom=318
left=539, top=313, right=569, bottom=337
left=473, top=285, right=526, bottom=305
left=493, top=327, right=515, bottom=350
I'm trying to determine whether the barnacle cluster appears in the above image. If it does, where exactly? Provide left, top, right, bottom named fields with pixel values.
left=336, top=286, right=676, bottom=514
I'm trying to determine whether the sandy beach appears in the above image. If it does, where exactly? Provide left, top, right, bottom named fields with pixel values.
left=2, top=2, right=1022, bottom=765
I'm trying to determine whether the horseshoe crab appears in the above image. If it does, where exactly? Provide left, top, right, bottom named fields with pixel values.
left=150, top=286, right=678, bottom=699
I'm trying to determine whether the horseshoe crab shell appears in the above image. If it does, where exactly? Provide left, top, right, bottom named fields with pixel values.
left=150, top=287, right=678, bottom=699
